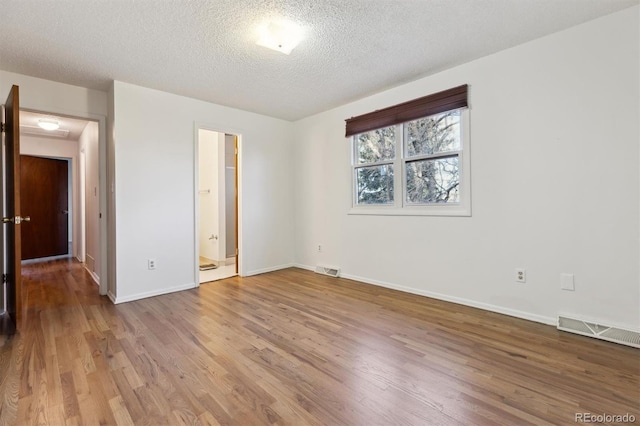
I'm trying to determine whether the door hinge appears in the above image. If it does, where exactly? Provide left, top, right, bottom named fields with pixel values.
left=2, top=274, right=7, bottom=283
left=1, top=122, right=5, bottom=133
left=236, top=248, right=239, bottom=256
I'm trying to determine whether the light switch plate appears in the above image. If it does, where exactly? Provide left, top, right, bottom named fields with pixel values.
left=561, top=273, right=574, bottom=291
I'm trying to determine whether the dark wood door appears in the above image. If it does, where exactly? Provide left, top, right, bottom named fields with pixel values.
left=20, top=156, right=69, bottom=260
left=3, top=85, right=23, bottom=332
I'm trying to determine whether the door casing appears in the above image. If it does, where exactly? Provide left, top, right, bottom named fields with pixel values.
left=193, top=123, right=241, bottom=283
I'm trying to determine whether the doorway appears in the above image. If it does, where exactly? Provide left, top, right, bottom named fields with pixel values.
left=18, top=110, right=103, bottom=290
left=196, top=128, right=238, bottom=284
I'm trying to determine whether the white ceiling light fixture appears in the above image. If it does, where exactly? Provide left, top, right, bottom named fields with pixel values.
left=256, top=19, right=303, bottom=55
left=37, top=118, right=60, bottom=131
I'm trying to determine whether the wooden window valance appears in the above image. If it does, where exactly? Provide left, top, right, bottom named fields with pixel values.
left=345, top=84, right=468, bottom=137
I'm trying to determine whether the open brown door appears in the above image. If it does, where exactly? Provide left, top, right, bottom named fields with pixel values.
left=21, top=156, right=69, bottom=260
left=2, top=85, right=25, bottom=333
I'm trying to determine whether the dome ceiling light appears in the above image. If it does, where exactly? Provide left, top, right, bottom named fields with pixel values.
left=37, top=118, right=60, bottom=131
left=256, top=19, right=303, bottom=55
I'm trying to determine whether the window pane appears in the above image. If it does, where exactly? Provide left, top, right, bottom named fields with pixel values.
left=356, top=126, right=396, bottom=164
left=406, top=156, right=459, bottom=204
left=406, top=110, right=460, bottom=157
left=356, top=165, right=394, bottom=204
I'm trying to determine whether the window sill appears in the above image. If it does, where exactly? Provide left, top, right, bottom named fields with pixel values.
left=348, top=205, right=471, bottom=217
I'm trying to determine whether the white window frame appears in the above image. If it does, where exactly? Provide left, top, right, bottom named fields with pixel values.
left=349, top=108, right=470, bottom=217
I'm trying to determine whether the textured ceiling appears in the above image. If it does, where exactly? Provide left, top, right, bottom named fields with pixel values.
left=0, top=0, right=637, bottom=121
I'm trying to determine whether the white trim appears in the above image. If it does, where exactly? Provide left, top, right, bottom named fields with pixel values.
left=112, top=282, right=197, bottom=304
left=107, top=290, right=116, bottom=304
left=245, top=263, right=296, bottom=277
left=348, top=206, right=471, bottom=217
left=292, top=263, right=314, bottom=272
left=341, top=272, right=555, bottom=325
left=193, top=125, right=201, bottom=287
left=193, top=123, right=243, bottom=284
left=18, top=106, right=108, bottom=297
left=22, top=254, right=73, bottom=264
left=84, top=265, right=100, bottom=287
left=293, top=263, right=555, bottom=326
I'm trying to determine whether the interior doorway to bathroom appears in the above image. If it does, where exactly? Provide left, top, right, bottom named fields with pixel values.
left=197, top=128, right=238, bottom=283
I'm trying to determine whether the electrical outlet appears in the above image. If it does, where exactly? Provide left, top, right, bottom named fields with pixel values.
left=148, top=258, right=157, bottom=270
left=515, top=268, right=526, bottom=283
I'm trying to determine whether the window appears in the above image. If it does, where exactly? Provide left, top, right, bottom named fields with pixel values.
left=354, top=126, right=396, bottom=205
left=346, top=85, right=470, bottom=216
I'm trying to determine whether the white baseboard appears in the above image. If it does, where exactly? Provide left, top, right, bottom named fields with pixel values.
left=245, top=263, right=296, bottom=277
left=292, top=263, right=314, bottom=272
left=83, top=265, right=100, bottom=287
left=107, top=290, right=117, bottom=304
left=22, top=253, right=72, bottom=264
left=113, top=282, right=197, bottom=304
left=293, top=263, right=556, bottom=326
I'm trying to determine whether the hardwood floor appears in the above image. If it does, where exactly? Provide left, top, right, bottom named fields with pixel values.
left=0, top=259, right=638, bottom=425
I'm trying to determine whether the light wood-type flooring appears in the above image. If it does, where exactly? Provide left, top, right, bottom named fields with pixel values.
left=0, top=259, right=638, bottom=425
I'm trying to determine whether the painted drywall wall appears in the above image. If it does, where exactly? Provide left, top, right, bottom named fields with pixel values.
left=292, top=7, right=640, bottom=330
left=0, top=70, right=109, bottom=298
left=111, top=81, right=294, bottom=303
left=79, top=122, right=100, bottom=282
left=198, top=129, right=221, bottom=262
left=20, top=136, right=80, bottom=259
left=0, top=71, right=108, bottom=117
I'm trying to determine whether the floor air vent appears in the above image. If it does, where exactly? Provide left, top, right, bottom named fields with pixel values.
left=558, top=316, right=640, bottom=348
left=314, top=265, right=340, bottom=278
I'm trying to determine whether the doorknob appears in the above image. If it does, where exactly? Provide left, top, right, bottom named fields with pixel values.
left=2, top=216, right=30, bottom=224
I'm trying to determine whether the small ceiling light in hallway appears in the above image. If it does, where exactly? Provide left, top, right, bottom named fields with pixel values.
left=37, top=118, right=60, bottom=131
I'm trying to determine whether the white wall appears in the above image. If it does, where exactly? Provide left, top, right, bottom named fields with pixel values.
left=111, top=81, right=294, bottom=303
left=0, top=71, right=108, bottom=118
left=20, top=135, right=80, bottom=258
left=79, top=121, right=100, bottom=281
left=292, top=7, right=640, bottom=330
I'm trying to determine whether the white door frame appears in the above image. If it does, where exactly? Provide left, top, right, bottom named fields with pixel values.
left=193, top=123, right=242, bottom=285
left=19, top=107, right=107, bottom=296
